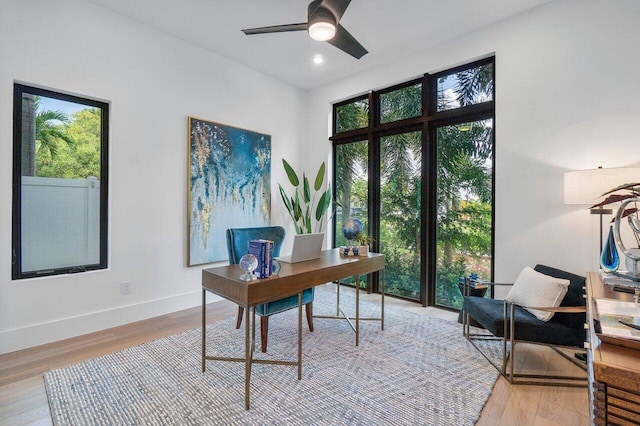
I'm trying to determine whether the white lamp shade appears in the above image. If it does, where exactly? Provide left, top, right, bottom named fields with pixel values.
left=564, top=167, right=640, bottom=205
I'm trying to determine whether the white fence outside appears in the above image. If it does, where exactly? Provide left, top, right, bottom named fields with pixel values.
left=21, top=176, right=100, bottom=272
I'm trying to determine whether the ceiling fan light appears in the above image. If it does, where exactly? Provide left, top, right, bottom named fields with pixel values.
left=309, top=21, right=336, bottom=41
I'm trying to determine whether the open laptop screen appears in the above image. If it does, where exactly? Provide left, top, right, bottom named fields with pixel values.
left=278, top=233, right=324, bottom=263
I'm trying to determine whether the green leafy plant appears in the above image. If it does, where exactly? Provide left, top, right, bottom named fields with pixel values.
left=279, top=159, right=334, bottom=234
left=356, top=232, right=373, bottom=246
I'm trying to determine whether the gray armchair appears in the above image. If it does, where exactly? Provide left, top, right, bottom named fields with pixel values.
left=462, top=264, right=588, bottom=386
left=226, top=226, right=314, bottom=352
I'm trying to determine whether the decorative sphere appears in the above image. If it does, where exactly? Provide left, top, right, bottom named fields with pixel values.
left=342, top=218, right=363, bottom=241
left=239, top=254, right=258, bottom=273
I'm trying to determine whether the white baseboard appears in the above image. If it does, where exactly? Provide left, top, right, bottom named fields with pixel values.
left=0, top=291, right=222, bottom=355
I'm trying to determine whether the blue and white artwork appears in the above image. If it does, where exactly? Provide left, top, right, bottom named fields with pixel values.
left=188, top=117, right=270, bottom=265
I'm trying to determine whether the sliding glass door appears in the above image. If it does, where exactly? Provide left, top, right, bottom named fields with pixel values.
left=434, top=120, right=493, bottom=309
left=335, top=140, right=369, bottom=288
left=379, top=131, right=422, bottom=300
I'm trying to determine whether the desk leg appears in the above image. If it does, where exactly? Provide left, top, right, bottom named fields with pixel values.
left=245, top=305, right=251, bottom=410
left=336, top=280, right=341, bottom=316
left=298, top=292, right=302, bottom=380
left=251, top=308, right=256, bottom=356
left=201, top=289, right=206, bottom=373
left=355, top=275, right=360, bottom=347
left=381, top=270, right=385, bottom=331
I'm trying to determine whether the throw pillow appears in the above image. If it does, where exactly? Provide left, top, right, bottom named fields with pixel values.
left=505, top=266, right=570, bottom=322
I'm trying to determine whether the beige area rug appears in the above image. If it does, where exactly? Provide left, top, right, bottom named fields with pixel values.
left=45, top=285, right=500, bottom=425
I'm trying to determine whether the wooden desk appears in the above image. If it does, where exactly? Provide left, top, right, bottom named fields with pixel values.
left=201, top=248, right=385, bottom=409
left=586, top=273, right=640, bottom=425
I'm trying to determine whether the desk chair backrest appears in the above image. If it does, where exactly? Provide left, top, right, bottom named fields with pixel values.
left=226, top=226, right=285, bottom=264
left=225, top=226, right=312, bottom=353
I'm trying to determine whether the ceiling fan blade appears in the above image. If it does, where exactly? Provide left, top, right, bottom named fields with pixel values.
left=320, top=0, right=351, bottom=22
left=242, top=23, right=308, bottom=35
left=327, top=24, right=367, bottom=59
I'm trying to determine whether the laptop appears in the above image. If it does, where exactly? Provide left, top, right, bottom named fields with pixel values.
left=278, top=233, right=325, bottom=263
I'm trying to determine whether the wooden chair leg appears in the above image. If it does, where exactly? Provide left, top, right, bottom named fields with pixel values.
left=235, top=306, right=244, bottom=329
left=260, top=316, right=269, bottom=353
left=306, top=302, right=314, bottom=332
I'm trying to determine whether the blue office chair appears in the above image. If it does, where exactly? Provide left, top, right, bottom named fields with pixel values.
left=226, top=226, right=314, bottom=352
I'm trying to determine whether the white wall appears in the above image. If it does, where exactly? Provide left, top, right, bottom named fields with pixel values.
left=304, top=0, right=640, bottom=294
left=0, top=0, right=306, bottom=353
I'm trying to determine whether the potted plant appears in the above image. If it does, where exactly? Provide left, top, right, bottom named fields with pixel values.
left=279, top=159, right=335, bottom=234
left=355, top=232, right=373, bottom=256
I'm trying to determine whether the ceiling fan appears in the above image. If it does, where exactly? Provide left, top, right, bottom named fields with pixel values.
left=241, top=0, right=368, bottom=60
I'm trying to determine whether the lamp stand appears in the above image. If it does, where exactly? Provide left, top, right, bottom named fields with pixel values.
left=591, top=207, right=612, bottom=253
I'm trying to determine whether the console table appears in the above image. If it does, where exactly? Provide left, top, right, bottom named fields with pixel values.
left=586, top=272, right=640, bottom=425
left=201, top=248, right=385, bottom=409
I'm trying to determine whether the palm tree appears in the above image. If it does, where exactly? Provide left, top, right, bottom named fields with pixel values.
left=436, top=123, right=493, bottom=268
left=34, top=98, right=74, bottom=161
left=336, top=142, right=367, bottom=226
left=22, top=97, right=75, bottom=176
left=335, top=101, right=369, bottom=233
left=380, top=131, right=422, bottom=250
left=455, top=65, right=494, bottom=107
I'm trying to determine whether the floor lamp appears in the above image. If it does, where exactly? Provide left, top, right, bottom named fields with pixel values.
left=564, top=167, right=640, bottom=257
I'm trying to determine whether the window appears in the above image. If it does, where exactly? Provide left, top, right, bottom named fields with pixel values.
left=332, top=57, right=494, bottom=308
left=335, top=96, right=369, bottom=134
left=334, top=140, right=369, bottom=288
left=379, top=82, right=422, bottom=124
left=379, top=131, right=422, bottom=298
left=12, top=83, right=109, bottom=279
left=434, top=119, right=493, bottom=308
left=437, top=63, right=493, bottom=112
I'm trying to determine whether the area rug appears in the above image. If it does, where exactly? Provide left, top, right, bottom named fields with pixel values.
left=45, top=286, right=500, bottom=425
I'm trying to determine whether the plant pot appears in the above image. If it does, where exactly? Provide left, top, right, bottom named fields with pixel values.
left=358, top=245, right=369, bottom=256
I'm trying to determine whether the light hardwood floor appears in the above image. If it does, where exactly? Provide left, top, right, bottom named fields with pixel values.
left=0, top=285, right=589, bottom=425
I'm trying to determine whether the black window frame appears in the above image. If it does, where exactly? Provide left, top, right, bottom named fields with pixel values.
left=331, top=57, right=495, bottom=308
left=333, top=93, right=370, bottom=135
left=12, top=83, right=109, bottom=280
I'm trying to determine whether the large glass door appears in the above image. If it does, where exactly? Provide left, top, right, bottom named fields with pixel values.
left=335, top=140, right=369, bottom=288
left=434, top=119, right=493, bottom=309
left=379, top=131, right=422, bottom=300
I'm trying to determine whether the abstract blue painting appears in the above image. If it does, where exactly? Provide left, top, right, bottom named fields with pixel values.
left=188, top=117, right=270, bottom=265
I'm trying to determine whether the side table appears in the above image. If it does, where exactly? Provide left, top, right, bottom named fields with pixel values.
left=458, top=279, right=487, bottom=328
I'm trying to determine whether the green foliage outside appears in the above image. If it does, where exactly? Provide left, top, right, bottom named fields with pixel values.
left=335, top=98, right=369, bottom=133
left=335, top=64, right=494, bottom=307
left=34, top=99, right=101, bottom=179
left=435, top=120, right=493, bottom=307
left=380, top=130, right=422, bottom=298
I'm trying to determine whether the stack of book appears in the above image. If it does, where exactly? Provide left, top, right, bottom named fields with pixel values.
left=249, top=239, right=274, bottom=279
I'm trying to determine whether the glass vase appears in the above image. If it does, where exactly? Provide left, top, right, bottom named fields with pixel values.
left=601, top=226, right=620, bottom=273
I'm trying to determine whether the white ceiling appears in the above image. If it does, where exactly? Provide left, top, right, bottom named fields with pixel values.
left=85, top=0, right=554, bottom=90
